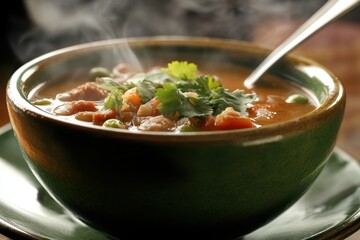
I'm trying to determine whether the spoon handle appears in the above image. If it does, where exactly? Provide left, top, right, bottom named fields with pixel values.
left=244, top=0, right=360, bottom=88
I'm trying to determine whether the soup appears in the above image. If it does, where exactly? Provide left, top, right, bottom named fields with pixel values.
left=29, top=60, right=316, bottom=132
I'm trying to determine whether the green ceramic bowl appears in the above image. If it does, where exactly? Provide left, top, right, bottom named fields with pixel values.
left=6, top=37, right=345, bottom=240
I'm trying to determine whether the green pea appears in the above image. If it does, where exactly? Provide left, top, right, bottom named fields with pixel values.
left=89, top=67, right=111, bottom=79
left=286, top=94, right=309, bottom=104
left=32, top=99, right=52, bottom=105
left=177, top=124, right=200, bottom=132
left=102, top=119, right=126, bottom=129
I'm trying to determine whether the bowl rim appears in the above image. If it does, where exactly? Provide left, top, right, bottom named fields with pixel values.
left=6, top=36, right=345, bottom=143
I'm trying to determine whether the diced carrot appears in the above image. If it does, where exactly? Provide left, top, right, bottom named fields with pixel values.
left=122, top=87, right=142, bottom=108
left=214, top=107, right=254, bottom=130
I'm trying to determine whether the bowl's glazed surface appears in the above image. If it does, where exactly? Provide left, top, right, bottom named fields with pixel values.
left=6, top=37, right=345, bottom=239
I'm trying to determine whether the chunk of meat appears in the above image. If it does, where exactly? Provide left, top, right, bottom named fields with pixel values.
left=189, top=115, right=216, bottom=131
left=93, top=109, right=118, bottom=125
left=75, top=111, right=94, bottom=122
left=137, top=97, right=160, bottom=117
left=56, top=82, right=109, bottom=101
left=138, top=115, right=176, bottom=132
left=54, top=100, right=98, bottom=116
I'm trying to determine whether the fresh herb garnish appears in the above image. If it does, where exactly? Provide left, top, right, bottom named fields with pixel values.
left=161, top=61, right=198, bottom=80
left=156, top=61, right=255, bottom=118
left=97, top=60, right=256, bottom=119
left=96, top=77, right=126, bottom=91
left=209, top=88, right=256, bottom=116
left=176, top=76, right=220, bottom=96
left=104, top=88, right=123, bottom=113
left=156, top=83, right=212, bottom=117
left=136, top=79, right=157, bottom=104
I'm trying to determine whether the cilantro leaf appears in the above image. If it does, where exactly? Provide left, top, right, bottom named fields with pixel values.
left=136, top=79, right=157, bottom=104
left=144, top=70, right=177, bottom=85
left=210, top=88, right=256, bottom=116
left=162, top=61, right=198, bottom=80
left=126, top=70, right=177, bottom=103
left=104, top=89, right=123, bottom=112
left=176, top=76, right=220, bottom=96
left=181, top=96, right=213, bottom=117
left=156, top=83, right=212, bottom=117
left=207, top=76, right=221, bottom=90
left=155, top=84, right=181, bottom=116
left=96, top=60, right=256, bottom=121
left=127, top=70, right=175, bottom=87
left=96, top=77, right=129, bottom=92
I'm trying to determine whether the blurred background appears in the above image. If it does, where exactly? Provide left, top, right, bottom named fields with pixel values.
left=3, top=0, right=359, bottom=162
left=0, top=0, right=360, bottom=239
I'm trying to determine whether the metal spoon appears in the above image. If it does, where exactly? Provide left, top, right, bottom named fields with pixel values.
left=244, top=0, right=360, bottom=89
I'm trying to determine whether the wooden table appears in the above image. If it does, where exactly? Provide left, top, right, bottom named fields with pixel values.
left=0, top=66, right=11, bottom=126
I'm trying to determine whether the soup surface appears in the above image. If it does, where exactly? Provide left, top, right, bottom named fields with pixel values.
left=29, top=61, right=316, bottom=132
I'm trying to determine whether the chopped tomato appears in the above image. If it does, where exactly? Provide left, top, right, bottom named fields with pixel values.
left=214, top=107, right=254, bottom=130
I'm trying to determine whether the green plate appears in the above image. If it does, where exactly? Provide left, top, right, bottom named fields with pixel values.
left=0, top=123, right=360, bottom=240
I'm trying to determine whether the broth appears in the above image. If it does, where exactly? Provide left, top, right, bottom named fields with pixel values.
left=29, top=61, right=317, bottom=132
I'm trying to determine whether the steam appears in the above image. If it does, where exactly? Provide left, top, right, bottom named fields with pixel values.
left=9, top=0, right=326, bottom=64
